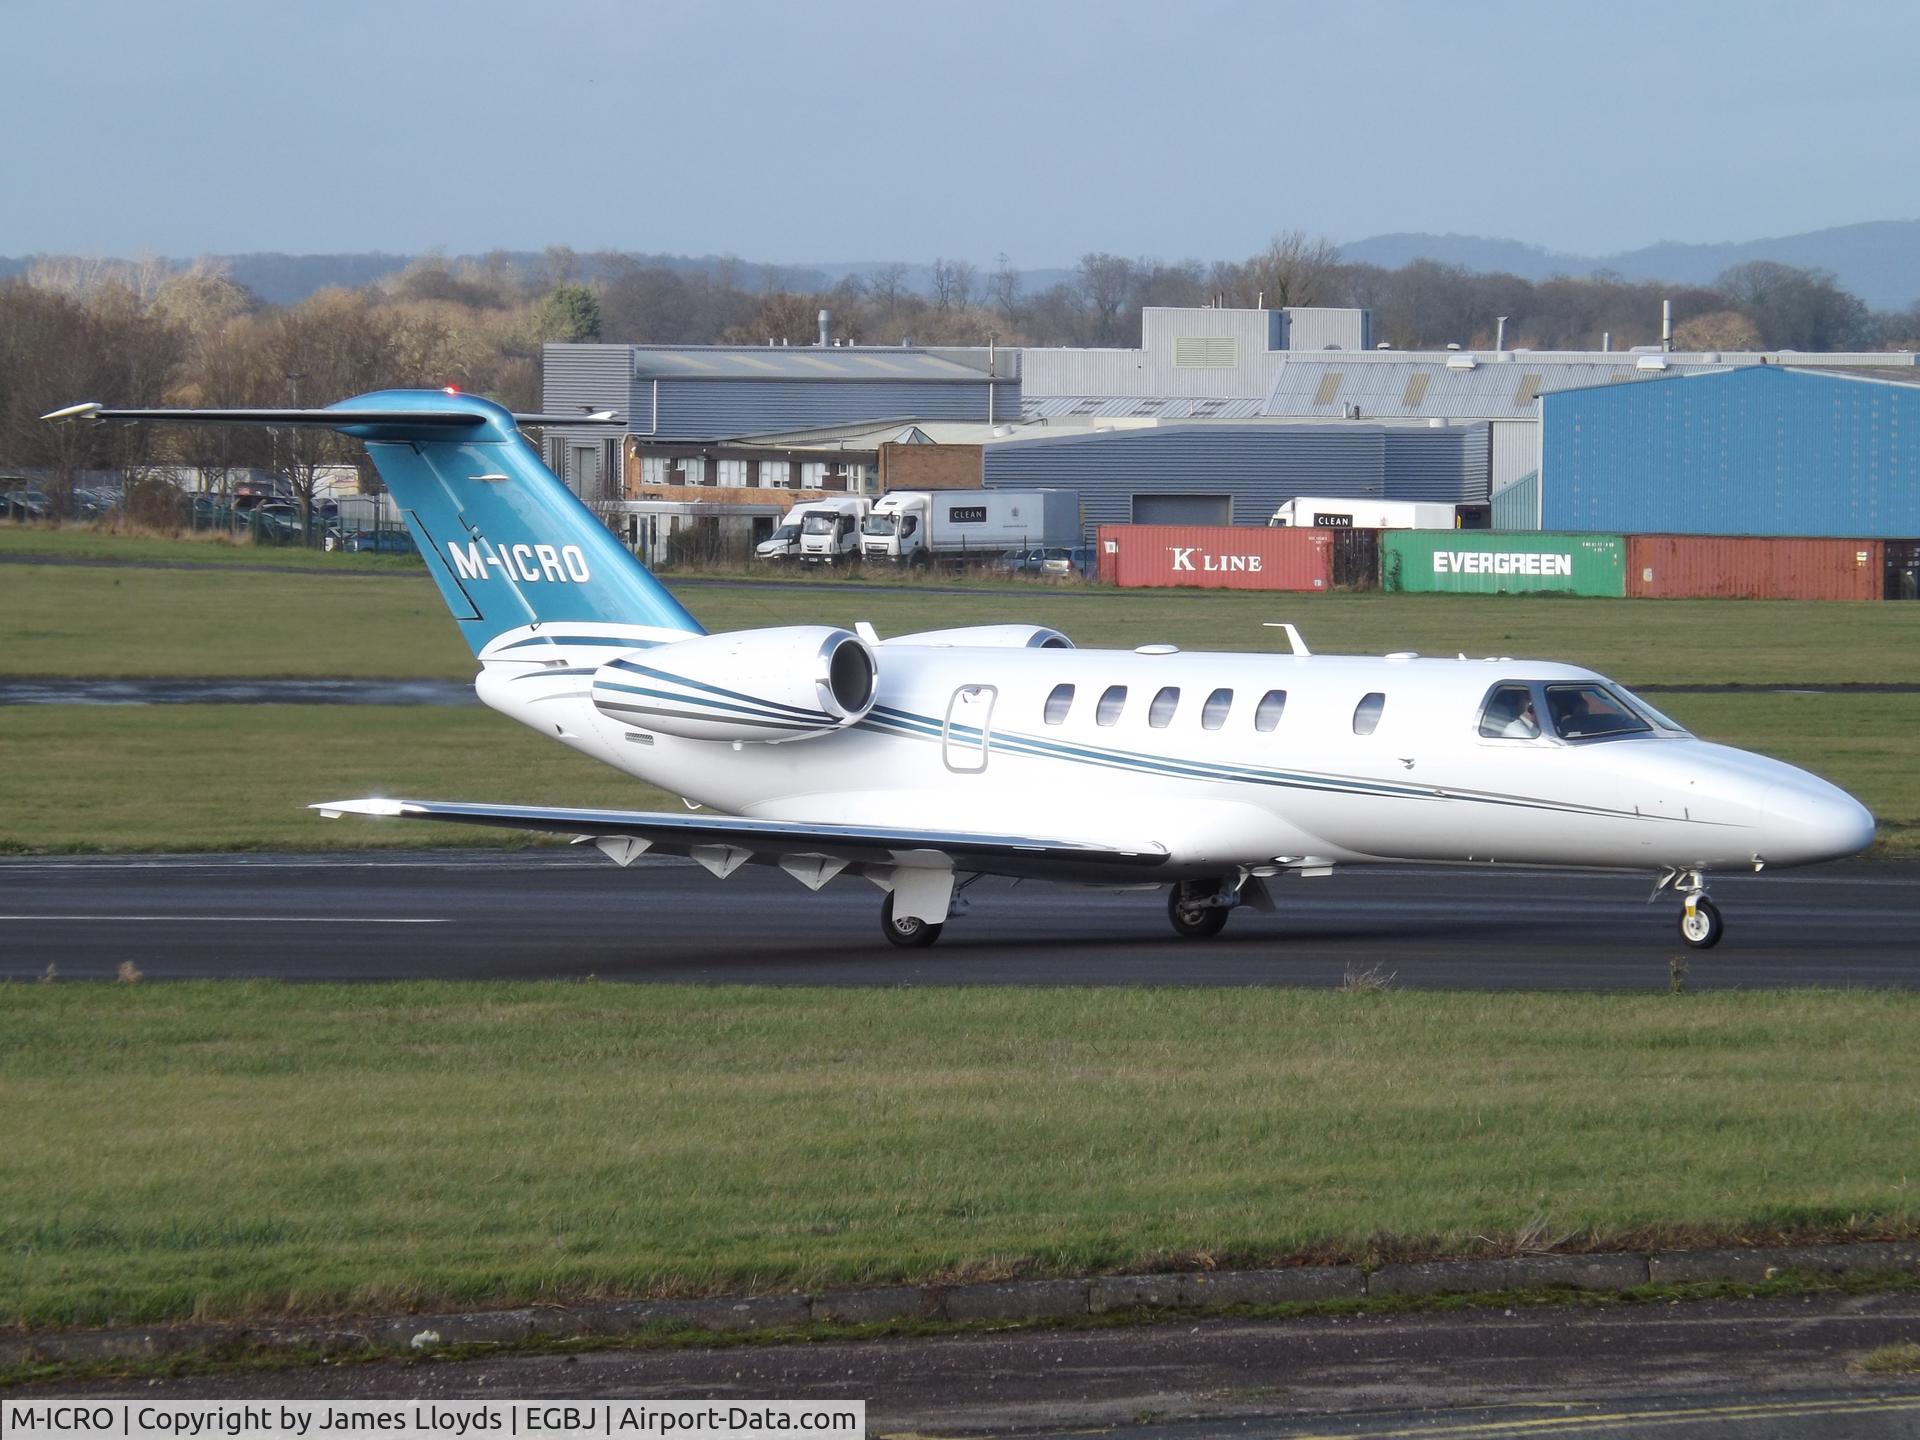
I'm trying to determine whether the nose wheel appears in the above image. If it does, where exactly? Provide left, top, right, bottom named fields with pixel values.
left=1654, top=869, right=1726, bottom=950
left=1679, top=894, right=1725, bottom=949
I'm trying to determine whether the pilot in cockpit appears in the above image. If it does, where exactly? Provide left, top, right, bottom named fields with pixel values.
left=1501, top=696, right=1540, bottom=738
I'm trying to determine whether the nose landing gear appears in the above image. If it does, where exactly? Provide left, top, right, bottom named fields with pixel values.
left=1653, top=868, right=1726, bottom=950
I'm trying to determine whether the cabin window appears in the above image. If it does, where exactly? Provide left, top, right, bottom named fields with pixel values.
left=1201, top=688, right=1233, bottom=730
left=1148, top=686, right=1180, bottom=728
left=1044, top=683, right=1074, bottom=725
left=1545, top=684, right=1651, bottom=741
left=1096, top=685, right=1128, bottom=727
left=1478, top=684, right=1540, bottom=739
left=1352, top=692, right=1386, bottom=736
left=1254, top=690, right=1287, bottom=732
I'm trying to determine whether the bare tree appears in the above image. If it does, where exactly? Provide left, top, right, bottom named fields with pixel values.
left=867, top=262, right=910, bottom=322
left=929, top=257, right=976, bottom=311
left=1244, top=231, right=1343, bottom=309
left=986, top=253, right=1022, bottom=328
left=1076, top=252, right=1138, bottom=344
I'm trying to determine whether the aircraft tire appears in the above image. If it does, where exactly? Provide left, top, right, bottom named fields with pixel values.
left=1168, top=883, right=1231, bottom=940
left=882, top=893, right=943, bottom=948
left=1679, top=896, right=1724, bottom=949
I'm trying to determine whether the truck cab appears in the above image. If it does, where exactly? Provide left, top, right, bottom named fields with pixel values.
left=796, top=498, right=872, bottom=564
left=861, top=493, right=929, bottom=564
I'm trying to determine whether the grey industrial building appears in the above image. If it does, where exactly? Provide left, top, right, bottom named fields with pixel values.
left=540, top=305, right=1920, bottom=552
left=982, top=423, right=1490, bottom=529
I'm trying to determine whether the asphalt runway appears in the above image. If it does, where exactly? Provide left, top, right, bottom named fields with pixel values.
left=3, top=852, right=1916, bottom=987
left=45, top=1292, right=1920, bottom=1437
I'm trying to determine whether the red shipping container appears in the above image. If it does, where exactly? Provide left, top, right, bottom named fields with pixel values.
left=1097, top=524, right=1333, bottom=591
left=1626, top=535, right=1884, bottom=601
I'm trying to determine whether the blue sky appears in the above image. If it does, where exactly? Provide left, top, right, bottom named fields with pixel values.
left=3, top=0, right=1915, bottom=264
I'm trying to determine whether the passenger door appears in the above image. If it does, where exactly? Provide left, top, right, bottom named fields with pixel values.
left=942, top=684, right=997, bottom=773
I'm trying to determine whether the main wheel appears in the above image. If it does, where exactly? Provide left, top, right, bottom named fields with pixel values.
left=882, top=892, right=943, bottom=948
left=1168, top=882, right=1230, bottom=940
left=1679, top=896, right=1724, bottom=950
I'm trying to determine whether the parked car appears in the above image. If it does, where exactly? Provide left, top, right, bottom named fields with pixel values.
left=326, top=527, right=416, bottom=555
left=998, top=545, right=1096, bottom=579
left=4, top=489, right=53, bottom=521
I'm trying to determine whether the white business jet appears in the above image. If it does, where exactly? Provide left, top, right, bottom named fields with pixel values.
left=48, top=391, right=1876, bottom=951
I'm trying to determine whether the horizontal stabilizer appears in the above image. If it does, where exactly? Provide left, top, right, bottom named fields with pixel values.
left=43, top=403, right=622, bottom=429
left=312, top=798, right=1170, bottom=883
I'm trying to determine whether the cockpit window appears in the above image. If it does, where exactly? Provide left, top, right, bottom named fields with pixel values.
left=1479, top=683, right=1541, bottom=739
left=1352, top=692, right=1385, bottom=736
left=1545, top=684, right=1651, bottom=741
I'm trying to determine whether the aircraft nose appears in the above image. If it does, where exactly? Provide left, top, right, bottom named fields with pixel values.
left=1761, top=777, right=1876, bottom=866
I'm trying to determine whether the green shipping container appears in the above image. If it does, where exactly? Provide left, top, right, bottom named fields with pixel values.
left=1382, top=531, right=1626, bottom=596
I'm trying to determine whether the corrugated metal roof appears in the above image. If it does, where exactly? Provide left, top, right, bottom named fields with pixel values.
left=1262, top=358, right=1736, bottom=420
left=1021, top=395, right=1268, bottom=421
left=627, top=346, right=996, bottom=381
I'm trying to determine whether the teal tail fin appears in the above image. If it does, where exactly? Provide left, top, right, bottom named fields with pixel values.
left=51, top=389, right=704, bottom=653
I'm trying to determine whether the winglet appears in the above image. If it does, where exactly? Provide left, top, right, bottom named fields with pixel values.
left=1262, top=622, right=1312, bottom=656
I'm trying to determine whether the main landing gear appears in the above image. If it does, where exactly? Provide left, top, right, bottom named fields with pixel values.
left=1168, top=878, right=1234, bottom=940
left=1653, top=868, right=1726, bottom=950
left=881, top=892, right=943, bottom=948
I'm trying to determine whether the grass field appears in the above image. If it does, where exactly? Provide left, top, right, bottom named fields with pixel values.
left=0, top=525, right=424, bottom=573
left=0, top=693, right=1913, bottom=853
left=1, top=983, right=1914, bottom=1329
left=0, top=706, right=673, bottom=852
left=7, top=551, right=1920, bottom=685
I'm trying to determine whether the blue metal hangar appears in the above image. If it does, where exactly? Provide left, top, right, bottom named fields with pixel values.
left=1538, top=366, right=1920, bottom=537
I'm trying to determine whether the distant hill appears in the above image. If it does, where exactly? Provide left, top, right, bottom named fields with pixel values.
left=1341, top=221, right=1920, bottom=311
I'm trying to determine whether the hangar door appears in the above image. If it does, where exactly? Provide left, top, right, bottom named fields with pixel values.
left=1132, top=493, right=1231, bottom=526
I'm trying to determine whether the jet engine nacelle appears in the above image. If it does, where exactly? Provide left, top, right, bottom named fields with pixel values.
left=591, top=626, right=876, bottom=743
left=886, top=625, right=1073, bottom=649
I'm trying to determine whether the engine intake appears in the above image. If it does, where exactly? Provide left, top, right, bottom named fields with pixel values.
left=592, top=626, right=876, bottom=743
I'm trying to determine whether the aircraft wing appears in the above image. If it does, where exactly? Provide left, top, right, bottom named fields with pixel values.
left=312, top=798, right=1170, bottom=884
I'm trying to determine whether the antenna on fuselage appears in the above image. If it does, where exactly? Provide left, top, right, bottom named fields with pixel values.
left=1262, top=622, right=1312, bottom=656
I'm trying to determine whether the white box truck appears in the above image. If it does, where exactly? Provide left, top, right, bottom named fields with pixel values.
left=1268, top=496, right=1460, bottom=530
left=795, top=497, right=872, bottom=563
left=756, top=498, right=869, bottom=562
left=860, top=490, right=1080, bottom=566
